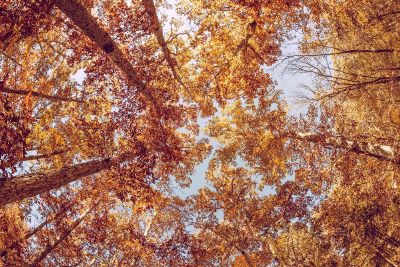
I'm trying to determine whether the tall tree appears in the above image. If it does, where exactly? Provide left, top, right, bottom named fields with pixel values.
left=1, top=0, right=399, bottom=265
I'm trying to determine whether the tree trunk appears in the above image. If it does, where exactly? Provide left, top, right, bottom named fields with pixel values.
left=0, top=154, right=130, bottom=206
left=288, top=131, right=399, bottom=165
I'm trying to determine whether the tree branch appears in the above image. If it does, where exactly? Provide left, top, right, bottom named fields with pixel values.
left=0, top=201, right=72, bottom=257
left=28, top=200, right=99, bottom=266
left=0, top=87, right=83, bottom=103
left=142, top=0, right=189, bottom=93
left=287, top=131, right=399, bottom=165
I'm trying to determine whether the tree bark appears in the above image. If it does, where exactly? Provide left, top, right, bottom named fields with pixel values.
left=287, top=131, right=399, bottom=165
left=0, top=154, right=131, bottom=206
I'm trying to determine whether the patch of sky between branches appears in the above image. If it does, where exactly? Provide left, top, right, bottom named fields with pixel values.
left=177, top=33, right=315, bottom=198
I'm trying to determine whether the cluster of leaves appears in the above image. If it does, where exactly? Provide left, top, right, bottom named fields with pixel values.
left=0, top=0, right=54, bottom=50
left=0, top=92, right=30, bottom=178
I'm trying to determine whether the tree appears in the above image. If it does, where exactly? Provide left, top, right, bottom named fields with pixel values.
left=1, top=0, right=399, bottom=265
left=292, top=0, right=400, bottom=145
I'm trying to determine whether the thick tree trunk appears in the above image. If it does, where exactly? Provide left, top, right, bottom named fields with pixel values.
left=53, top=0, right=156, bottom=103
left=288, top=131, right=399, bottom=165
left=0, top=87, right=83, bottom=103
left=0, top=155, right=128, bottom=206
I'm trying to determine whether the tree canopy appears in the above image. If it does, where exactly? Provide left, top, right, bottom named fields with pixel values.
left=0, top=0, right=399, bottom=266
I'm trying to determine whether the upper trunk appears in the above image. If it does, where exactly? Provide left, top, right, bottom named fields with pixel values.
left=142, top=0, right=187, bottom=90
left=53, top=0, right=156, bottom=104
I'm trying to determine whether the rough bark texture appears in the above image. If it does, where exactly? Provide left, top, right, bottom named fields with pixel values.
left=0, top=156, right=123, bottom=206
left=289, top=131, right=399, bottom=165
left=54, top=0, right=156, bottom=103
left=0, top=87, right=83, bottom=103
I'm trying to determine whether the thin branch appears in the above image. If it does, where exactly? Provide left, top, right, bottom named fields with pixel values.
left=206, top=227, right=254, bottom=267
left=316, top=75, right=400, bottom=101
left=20, top=150, right=67, bottom=162
left=3, top=149, right=68, bottom=168
left=0, top=201, right=72, bottom=257
left=282, top=49, right=395, bottom=59
left=28, top=200, right=100, bottom=266
left=0, top=86, right=83, bottom=103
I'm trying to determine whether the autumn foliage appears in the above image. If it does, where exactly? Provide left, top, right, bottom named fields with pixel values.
left=0, top=0, right=399, bottom=266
